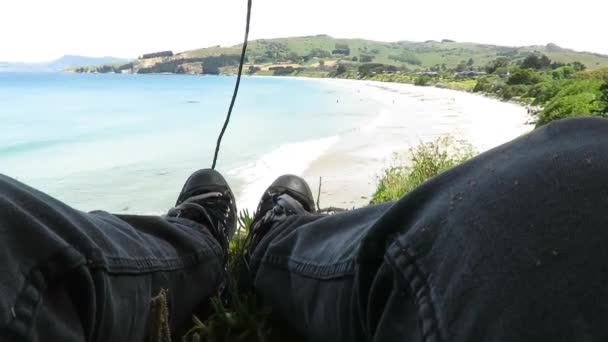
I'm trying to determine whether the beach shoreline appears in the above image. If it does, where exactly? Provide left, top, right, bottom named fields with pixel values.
left=285, top=78, right=535, bottom=209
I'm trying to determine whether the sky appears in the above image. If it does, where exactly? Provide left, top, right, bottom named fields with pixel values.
left=1, top=0, right=606, bottom=62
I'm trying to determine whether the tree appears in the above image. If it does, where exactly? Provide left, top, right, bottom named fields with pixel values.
left=485, top=57, right=510, bottom=74
left=308, top=48, right=331, bottom=58
left=550, top=61, right=567, bottom=69
left=507, top=68, right=543, bottom=85
left=287, top=52, right=300, bottom=62
left=571, top=61, right=587, bottom=72
left=358, top=63, right=397, bottom=77
left=455, top=61, right=468, bottom=72
left=467, top=58, right=475, bottom=67
left=552, top=66, right=576, bottom=80
left=351, top=56, right=358, bottom=62
left=332, top=43, right=351, bottom=56
left=521, top=54, right=552, bottom=70
left=335, top=65, right=347, bottom=75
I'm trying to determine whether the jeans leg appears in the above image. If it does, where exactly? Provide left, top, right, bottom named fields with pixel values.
left=0, top=175, right=225, bottom=342
left=248, top=204, right=395, bottom=342
left=252, top=117, right=608, bottom=342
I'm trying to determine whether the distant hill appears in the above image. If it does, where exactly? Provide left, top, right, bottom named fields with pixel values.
left=0, top=55, right=132, bottom=72
left=47, top=55, right=131, bottom=71
left=73, top=35, right=608, bottom=75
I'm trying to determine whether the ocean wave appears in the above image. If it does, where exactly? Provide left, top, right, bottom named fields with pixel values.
left=360, top=109, right=391, bottom=133
left=229, top=136, right=339, bottom=211
left=0, top=138, right=67, bottom=156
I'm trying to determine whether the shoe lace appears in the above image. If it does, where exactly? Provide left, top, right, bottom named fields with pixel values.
left=169, top=192, right=233, bottom=249
left=243, top=194, right=306, bottom=268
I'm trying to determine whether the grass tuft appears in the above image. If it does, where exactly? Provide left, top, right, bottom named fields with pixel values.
left=370, top=136, right=474, bottom=204
left=181, top=209, right=277, bottom=342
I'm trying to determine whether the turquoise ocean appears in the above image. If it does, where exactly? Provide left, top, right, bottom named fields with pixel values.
left=0, top=73, right=381, bottom=213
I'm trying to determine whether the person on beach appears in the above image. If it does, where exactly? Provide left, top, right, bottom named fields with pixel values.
left=3, top=116, right=608, bottom=341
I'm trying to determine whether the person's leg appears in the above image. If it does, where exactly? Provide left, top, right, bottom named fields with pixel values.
left=0, top=169, right=235, bottom=342
left=247, top=117, right=608, bottom=342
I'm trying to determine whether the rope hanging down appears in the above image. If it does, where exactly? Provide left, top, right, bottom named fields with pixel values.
left=211, top=0, right=253, bottom=169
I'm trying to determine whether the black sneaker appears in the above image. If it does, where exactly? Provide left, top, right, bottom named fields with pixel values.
left=243, top=175, right=315, bottom=266
left=168, top=169, right=237, bottom=249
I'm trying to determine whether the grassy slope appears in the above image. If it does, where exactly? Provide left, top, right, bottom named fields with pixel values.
left=176, top=35, right=608, bottom=70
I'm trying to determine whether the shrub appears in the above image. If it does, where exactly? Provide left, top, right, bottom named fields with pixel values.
left=507, top=68, right=543, bottom=85
left=526, top=81, right=562, bottom=105
left=414, top=76, right=431, bottom=86
left=536, top=79, right=605, bottom=126
left=473, top=75, right=503, bottom=93
left=503, top=84, right=532, bottom=100
left=370, top=137, right=475, bottom=204
left=552, top=66, right=576, bottom=80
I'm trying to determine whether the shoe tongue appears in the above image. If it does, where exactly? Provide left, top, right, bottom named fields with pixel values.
left=177, top=186, right=225, bottom=205
left=276, top=194, right=308, bottom=215
left=182, top=192, right=223, bottom=204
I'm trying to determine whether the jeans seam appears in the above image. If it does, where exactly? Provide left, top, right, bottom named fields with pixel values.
left=4, top=246, right=85, bottom=340
left=84, top=247, right=222, bottom=274
left=387, top=239, right=443, bottom=342
left=259, top=254, right=355, bottom=279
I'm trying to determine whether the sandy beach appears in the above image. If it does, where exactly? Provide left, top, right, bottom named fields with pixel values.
left=299, top=78, right=533, bottom=209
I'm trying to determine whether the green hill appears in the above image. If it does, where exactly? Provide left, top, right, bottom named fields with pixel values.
left=181, top=35, right=608, bottom=69
left=74, top=35, right=608, bottom=76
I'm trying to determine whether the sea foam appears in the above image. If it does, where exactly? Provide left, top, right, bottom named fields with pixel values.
left=229, top=136, right=339, bottom=211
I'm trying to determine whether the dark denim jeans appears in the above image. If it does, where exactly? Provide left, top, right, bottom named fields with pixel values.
left=0, top=177, right=225, bottom=341
left=3, top=117, right=608, bottom=342
left=249, top=117, right=608, bottom=342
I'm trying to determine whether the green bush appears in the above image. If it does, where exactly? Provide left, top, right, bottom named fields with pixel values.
left=579, top=67, right=608, bottom=81
left=502, top=84, right=531, bottom=100
left=526, top=81, right=563, bottom=105
left=370, top=137, right=475, bottom=205
left=485, top=57, right=510, bottom=74
left=600, top=83, right=608, bottom=114
left=552, top=66, right=576, bottom=80
left=521, top=54, right=552, bottom=70
left=507, top=68, right=544, bottom=85
left=536, top=93, right=603, bottom=126
left=415, top=76, right=431, bottom=86
left=358, top=63, right=397, bottom=77
left=473, top=75, right=503, bottom=93
left=536, top=79, right=605, bottom=126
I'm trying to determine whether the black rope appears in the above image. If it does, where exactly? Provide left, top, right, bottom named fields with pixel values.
left=211, top=0, right=253, bottom=170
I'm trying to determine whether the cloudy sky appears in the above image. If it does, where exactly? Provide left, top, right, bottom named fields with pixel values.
left=1, top=0, right=606, bottom=62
